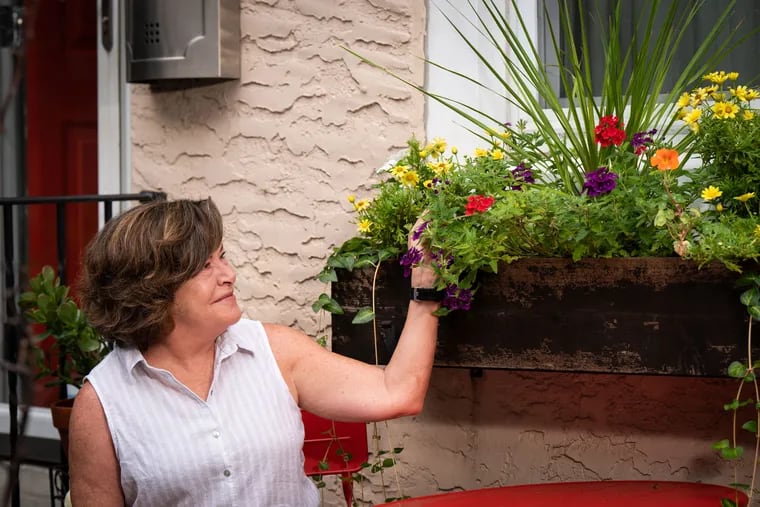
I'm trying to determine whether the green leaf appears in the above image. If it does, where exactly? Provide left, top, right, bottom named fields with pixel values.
left=322, top=299, right=344, bottom=315
left=77, top=328, right=102, bottom=353
left=351, top=307, right=375, bottom=324
left=748, top=305, right=760, bottom=321
left=720, top=446, right=744, bottom=460
left=381, top=458, right=396, bottom=468
left=727, top=361, right=747, bottom=379
left=712, top=439, right=730, bottom=450
left=739, top=287, right=759, bottom=307
left=721, top=499, right=738, bottom=507
left=58, top=300, right=79, bottom=326
left=741, top=420, right=757, bottom=433
left=724, top=399, right=740, bottom=411
left=317, top=460, right=329, bottom=471
left=317, top=269, right=338, bottom=284
left=312, top=293, right=344, bottom=314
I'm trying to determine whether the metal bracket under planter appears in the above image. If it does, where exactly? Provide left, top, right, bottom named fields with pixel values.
left=330, top=257, right=757, bottom=377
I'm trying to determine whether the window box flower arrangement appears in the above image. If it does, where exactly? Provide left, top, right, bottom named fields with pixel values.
left=317, top=1, right=760, bottom=504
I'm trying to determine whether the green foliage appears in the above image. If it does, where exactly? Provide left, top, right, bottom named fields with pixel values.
left=347, top=0, right=748, bottom=194
left=18, top=266, right=108, bottom=389
left=329, top=105, right=759, bottom=309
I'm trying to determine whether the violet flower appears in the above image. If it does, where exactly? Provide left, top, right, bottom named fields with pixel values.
left=510, top=163, right=535, bottom=190
left=412, top=220, right=430, bottom=241
left=582, top=166, right=618, bottom=197
left=443, top=284, right=473, bottom=311
left=399, top=247, right=423, bottom=277
left=631, top=129, right=657, bottom=155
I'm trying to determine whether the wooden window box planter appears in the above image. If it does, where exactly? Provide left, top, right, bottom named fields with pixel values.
left=330, top=257, right=756, bottom=377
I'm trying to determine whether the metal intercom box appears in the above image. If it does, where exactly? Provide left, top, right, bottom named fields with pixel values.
left=125, top=0, right=240, bottom=83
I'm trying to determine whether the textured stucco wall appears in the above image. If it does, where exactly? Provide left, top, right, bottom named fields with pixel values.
left=131, top=0, right=426, bottom=334
left=129, top=1, right=748, bottom=505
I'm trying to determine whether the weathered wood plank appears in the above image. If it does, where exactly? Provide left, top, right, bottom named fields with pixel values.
left=331, top=258, right=757, bottom=376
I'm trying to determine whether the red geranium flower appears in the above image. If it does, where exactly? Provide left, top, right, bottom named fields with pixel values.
left=594, top=115, right=626, bottom=147
left=465, top=195, right=495, bottom=216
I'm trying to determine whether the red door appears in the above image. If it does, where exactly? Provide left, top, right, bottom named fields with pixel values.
left=24, top=0, right=98, bottom=405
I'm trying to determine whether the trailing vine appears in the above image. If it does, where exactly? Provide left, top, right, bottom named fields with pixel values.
left=715, top=272, right=760, bottom=506
left=312, top=258, right=408, bottom=505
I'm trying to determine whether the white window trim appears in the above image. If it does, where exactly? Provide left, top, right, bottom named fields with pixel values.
left=427, top=1, right=548, bottom=152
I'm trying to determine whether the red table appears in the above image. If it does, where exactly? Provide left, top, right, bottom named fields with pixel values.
left=377, top=480, right=748, bottom=506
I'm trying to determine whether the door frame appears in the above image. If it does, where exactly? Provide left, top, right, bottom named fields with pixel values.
left=98, top=0, right=130, bottom=204
left=0, top=0, right=130, bottom=443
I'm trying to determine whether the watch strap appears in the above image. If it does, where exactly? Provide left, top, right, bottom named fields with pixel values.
left=410, top=287, right=445, bottom=302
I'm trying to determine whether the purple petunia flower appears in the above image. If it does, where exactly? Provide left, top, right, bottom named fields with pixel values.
left=399, top=247, right=423, bottom=277
left=510, top=163, right=535, bottom=191
left=582, top=166, right=618, bottom=197
left=631, top=129, right=657, bottom=155
left=412, top=220, right=430, bottom=241
left=443, top=284, right=473, bottom=311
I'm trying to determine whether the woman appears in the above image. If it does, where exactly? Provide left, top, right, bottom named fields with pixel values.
left=68, top=198, right=439, bottom=507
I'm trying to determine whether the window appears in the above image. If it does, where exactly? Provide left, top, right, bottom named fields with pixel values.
left=426, top=0, right=760, bottom=152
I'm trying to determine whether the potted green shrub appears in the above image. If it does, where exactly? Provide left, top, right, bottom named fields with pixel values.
left=18, top=265, right=108, bottom=453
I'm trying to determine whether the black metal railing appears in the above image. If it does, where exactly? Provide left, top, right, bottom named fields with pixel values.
left=0, top=191, right=166, bottom=507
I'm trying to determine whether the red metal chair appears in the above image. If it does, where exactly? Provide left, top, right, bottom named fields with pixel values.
left=302, top=410, right=369, bottom=506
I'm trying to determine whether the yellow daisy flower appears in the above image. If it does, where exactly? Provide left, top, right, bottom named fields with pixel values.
left=347, top=194, right=356, bottom=203
left=451, top=146, right=458, bottom=155
left=743, top=110, right=754, bottom=121
left=423, top=179, right=434, bottom=189
left=731, top=85, right=751, bottom=102
left=677, top=92, right=691, bottom=108
left=354, top=199, right=370, bottom=211
left=399, top=170, right=420, bottom=187
left=390, top=165, right=408, bottom=178
left=711, top=102, right=738, bottom=119
left=684, top=108, right=702, bottom=123
left=474, top=147, right=489, bottom=158
left=357, top=219, right=372, bottom=233
left=701, top=185, right=723, bottom=201
left=492, top=149, right=504, bottom=160
left=710, top=91, right=724, bottom=102
left=704, top=71, right=730, bottom=84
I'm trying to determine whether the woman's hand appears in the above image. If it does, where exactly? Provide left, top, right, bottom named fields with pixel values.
left=408, top=216, right=437, bottom=289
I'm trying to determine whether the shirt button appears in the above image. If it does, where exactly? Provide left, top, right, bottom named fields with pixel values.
left=212, top=431, right=220, bottom=439
left=223, top=469, right=231, bottom=477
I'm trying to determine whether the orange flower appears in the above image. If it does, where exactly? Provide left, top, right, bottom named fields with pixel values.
left=649, top=148, right=680, bottom=171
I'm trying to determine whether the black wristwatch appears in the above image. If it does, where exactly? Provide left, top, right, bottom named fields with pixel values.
left=410, top=287, right=445, bottom=302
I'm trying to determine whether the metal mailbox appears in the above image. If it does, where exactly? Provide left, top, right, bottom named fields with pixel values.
left=125, top=0, right=240, bottom=83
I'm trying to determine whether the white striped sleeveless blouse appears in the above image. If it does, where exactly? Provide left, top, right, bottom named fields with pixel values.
left=86, top=318, right=319, bottom=507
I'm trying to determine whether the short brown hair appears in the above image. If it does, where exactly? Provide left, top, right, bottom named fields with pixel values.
left=79, top=198, right=224, bottom=349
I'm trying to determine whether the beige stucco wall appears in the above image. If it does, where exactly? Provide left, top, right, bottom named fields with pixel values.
left=129, top=1, right=748, bottom=505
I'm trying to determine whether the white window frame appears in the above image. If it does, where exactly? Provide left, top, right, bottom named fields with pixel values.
left=425, top=0, right=538, bottom=153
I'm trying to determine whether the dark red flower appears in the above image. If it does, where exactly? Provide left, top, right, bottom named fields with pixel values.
left=464, top=195, right=495, bottom=216
left=594, top=115, right=626, bottom=147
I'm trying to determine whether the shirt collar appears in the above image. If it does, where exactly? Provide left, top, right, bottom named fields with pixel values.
left=121, top=329, right=255, bottom=372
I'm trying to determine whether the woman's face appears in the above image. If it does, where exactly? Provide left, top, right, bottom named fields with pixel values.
left=171, top=244, right=242, bottom=338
